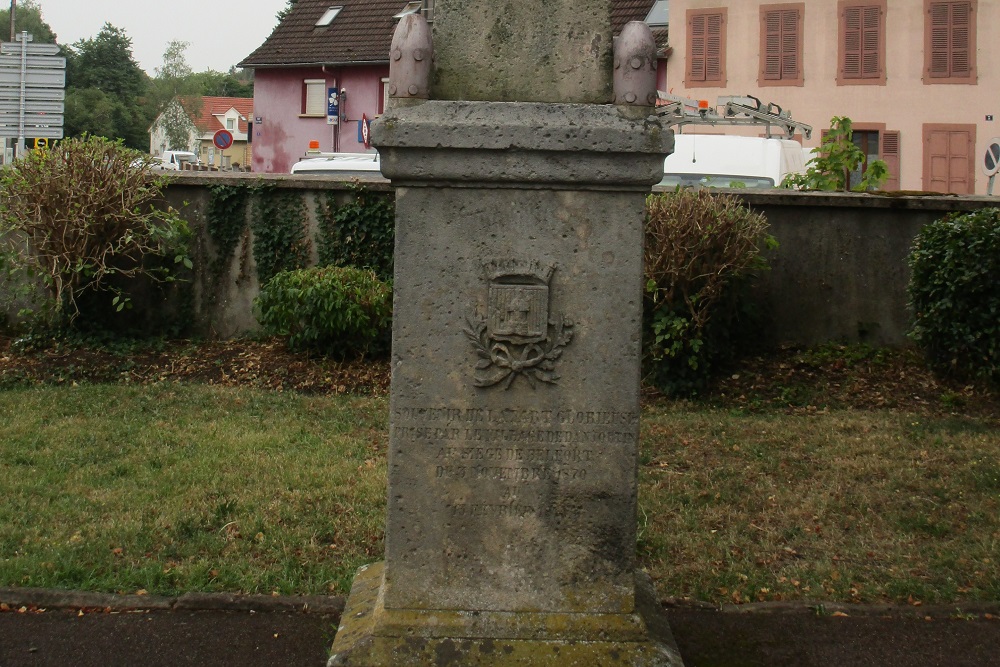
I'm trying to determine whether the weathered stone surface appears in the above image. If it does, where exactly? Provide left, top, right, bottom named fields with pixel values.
left=374, top=101, right=671, bottom=188
left=430, top=0, right=614, bottom=103
left=330, top=96, right=679, bottom=666
left=328, top=563, right=683, bottom=666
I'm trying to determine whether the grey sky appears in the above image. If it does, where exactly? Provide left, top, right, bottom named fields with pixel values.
left=28, top=0, right=285, bottom=74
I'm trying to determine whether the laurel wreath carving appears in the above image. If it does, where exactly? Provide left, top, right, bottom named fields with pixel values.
left=464, top=314, right=574, bottom=390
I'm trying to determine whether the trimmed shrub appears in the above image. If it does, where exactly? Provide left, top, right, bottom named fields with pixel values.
left=254, top=266, right=392, bottom=356
left=908, top=208, right=1000, bottom=385
left=644, top=189, right=775, bottom=396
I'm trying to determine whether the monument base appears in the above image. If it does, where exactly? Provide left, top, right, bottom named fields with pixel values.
left=328, top=562, right=684, bottom=666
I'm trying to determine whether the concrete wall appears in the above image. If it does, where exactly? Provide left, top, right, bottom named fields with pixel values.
left=713, top=189, right=999, bottom=346
left=5, top=172, right=997, bottom=346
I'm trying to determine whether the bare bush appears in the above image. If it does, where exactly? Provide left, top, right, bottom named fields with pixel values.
left=0, top=136, right=190, bottom=327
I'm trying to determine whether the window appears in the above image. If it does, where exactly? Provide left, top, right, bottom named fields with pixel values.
left=686, top=8, right=726, bottom=87
left=302, top=79, right=326, bottom=116
left=226, top=118, right=235, bottom=130
left=379, top=77, right=390, bottom=114
left=838, top=1, right=886, bottom=85
left=316, top=6, right=343, bottom=27
left=759, top=4, right=803, bottom=86
left=924, top=1, right=976, bottom=83
left=821, top=123, right=900, bottom=190
left=394, top=1, right=421, bottom=19
left=645, top=0, right=669, bottom=26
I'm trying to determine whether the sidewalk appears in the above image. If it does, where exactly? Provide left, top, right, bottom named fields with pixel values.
left=1, top=589, right=998, bottom=666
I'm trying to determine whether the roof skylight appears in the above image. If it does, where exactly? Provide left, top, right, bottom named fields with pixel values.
left=394, top=1, right=422, bottom=19
left=644, top=0, right=669, bottom=26
left=316, top=6, right=343, bottom=26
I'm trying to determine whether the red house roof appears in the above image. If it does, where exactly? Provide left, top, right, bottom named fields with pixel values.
left=240, top=0, right=662, bottom=68
left=179, top=96, right=254, bottom=134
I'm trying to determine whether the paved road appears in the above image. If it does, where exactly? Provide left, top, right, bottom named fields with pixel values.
left=1, top=605, right=998, bottom=666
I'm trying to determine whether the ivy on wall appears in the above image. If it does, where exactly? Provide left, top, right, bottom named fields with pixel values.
left=206, top=183, right=310, bottom=287
left=316, top=184, right=395, bottom=281
left=250, top=188, right=311, bottom=285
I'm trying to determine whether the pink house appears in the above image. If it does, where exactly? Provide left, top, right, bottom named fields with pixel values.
left=240, top=0, right=666, bottom=173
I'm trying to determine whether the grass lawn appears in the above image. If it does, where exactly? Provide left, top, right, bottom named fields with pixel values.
left=1, top=378, right=997, bottom=604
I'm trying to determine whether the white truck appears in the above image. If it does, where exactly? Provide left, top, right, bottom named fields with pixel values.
left=658, top=134, right=807, bottom=189
left=154, top=151, right=199, bottom=171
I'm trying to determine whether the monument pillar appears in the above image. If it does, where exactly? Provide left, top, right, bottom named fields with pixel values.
left=329, top=4, right=680, bottom=665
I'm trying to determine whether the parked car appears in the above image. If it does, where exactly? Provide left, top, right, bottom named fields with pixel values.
left=153, top=151, right=200, bottom=171
left=290, top=152, right=383, bottom=177
left=657, top=135, right=806, bottom=189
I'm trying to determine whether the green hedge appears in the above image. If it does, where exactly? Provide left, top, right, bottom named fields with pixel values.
left=254, top=266, right=392, bottom=357
left=908, top=208, right=1000, bottom=385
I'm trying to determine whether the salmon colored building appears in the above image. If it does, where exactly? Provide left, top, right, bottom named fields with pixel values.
left=664, top=0, right=997, bottom=193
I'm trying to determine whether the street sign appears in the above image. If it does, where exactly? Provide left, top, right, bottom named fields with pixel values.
left=0, top=124, right=63, bottom=138
left=0, top=99, right=63, bottom=113
left=983, top=138, right=1000, bottom=176
left=213, top=129, right=234, bottom=150
left=0, top=41, right=61, bottom=56
left=0, top=68, right=65, bottom=87
left=0, top=55, right=65, bottom=69
left=0, top=87, right=64, bottom=101
left=0, top=112, right=64, bottom=126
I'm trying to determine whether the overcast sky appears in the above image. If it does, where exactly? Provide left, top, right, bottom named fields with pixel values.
left=28, top=0, right=285, bottom=74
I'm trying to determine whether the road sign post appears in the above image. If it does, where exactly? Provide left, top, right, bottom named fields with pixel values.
left=0, top=31, right=66, bottom=152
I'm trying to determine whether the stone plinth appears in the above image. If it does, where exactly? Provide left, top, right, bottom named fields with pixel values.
left=430, top=1, right=614, bottom=104
left=327, top=101, right=680, bottom=666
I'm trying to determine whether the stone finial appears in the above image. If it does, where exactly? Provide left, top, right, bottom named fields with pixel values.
left=388, top=13, right=433, bottom=103
left=613, top=21, right=658, bottom=108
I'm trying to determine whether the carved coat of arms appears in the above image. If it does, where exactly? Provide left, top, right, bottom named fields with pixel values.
left=464, top=261, right=573, bottom=390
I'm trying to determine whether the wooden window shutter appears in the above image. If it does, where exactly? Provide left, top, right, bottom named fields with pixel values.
left=763, top=11, right=782, bottom=80
left=927, top=1, right=974, bottom=79
left=842, top=7, right=863, bottom=79
left=687, top=9, right=725, bottom=86
left=881, top=131, right=900, bottom=190
left=861, top=6, right=882, bottom=78
left=706, top=13, right=724, bottom=82
left=950, top=2, right=972, bottom=77
left=760, top=5, right=802, bottom=85
left=689, top=14, right=707, bottom=82
left=839, top=2, right=885, bottom=84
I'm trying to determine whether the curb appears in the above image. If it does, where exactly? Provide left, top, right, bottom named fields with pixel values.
left=662, top=597, right=1000, bottom=619
left=3, top=588, right=997, bottom=620
left=0, top=588, right=345, bottom=615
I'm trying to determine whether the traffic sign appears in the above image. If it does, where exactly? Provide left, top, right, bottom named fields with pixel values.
left=0, top=68, right=65, bottom=87
left=0, top=124, right=63, bottom=138
left=983, top=138, right=1000, bottom=176
left=0, top=41, right=61, bottom=56
left=0, top=55, right=65, bottom=69
left=0, top=99, right=63, bottom=113
left=0, top=87, right=64, bottom=101
left=213, top=129, right=234, bottom=150
left=0, top=112, right=64, bottom=126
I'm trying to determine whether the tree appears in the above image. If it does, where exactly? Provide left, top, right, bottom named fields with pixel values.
left=66, top=23, right=146, bottom=98
left=64, top=23, right=149, bottom=148
left=782, top=117, right=888, bottom=192
left=276, top=0, right=298, bottom=22
left=0, top=0, right=57, bottom=43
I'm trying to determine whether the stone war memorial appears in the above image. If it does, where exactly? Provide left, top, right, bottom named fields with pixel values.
left=329, top=1, right=681, bottom=665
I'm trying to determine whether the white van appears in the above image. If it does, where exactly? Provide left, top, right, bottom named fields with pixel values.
left=290, top=152, right=383, bottom=177
left=658, top=135, right=806, bottom=189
